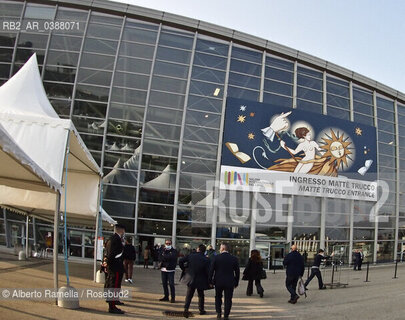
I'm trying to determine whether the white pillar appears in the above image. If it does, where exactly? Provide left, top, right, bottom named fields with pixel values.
left=249, top=192, right=258, bottom=252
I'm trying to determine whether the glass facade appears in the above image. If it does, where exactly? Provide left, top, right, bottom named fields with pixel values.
left=0, top=0, right=404, bottom=264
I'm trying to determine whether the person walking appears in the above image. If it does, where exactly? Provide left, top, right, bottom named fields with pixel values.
left=179, top=244, right=211, bottom=318
left=283, top=244, right=304, bottom=304
left=159, top=239, right=178, bottom=303
left=123, top=237, right=136, bottom=284
left=304, top=249, right=330, bottom=290
left=104, top=224, right=126, bottom=314
left=243, top=249, right=265, bottom=298
left=143, top=245, right=150, bottom=268
left=152, top=244, right=160, bottom=269
left=209, top=243, right=240, bottom=320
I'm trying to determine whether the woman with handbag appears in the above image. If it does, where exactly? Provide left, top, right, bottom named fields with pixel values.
left=243, top=249, right=265, bottom=298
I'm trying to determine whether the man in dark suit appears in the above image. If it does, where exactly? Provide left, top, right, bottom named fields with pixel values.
left=104, top=224, right=126, bottom=314
left=283, top=244, right=304, bottom=304
left=209, top=243, right=240, bottom=320
left=179, top=244, right=210, bottom=318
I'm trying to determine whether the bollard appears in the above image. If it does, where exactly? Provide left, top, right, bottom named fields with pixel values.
left=273, top=265, right=276, bottom=274
left=364, top=262, right=370, bottom=282
left=330, top=263, right=335, bottom=284
left=393, top=259, right=399, bottom=279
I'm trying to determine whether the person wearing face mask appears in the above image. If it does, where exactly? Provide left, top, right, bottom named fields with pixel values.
left=104, top=224, right=126, bottom=314
left=159, top=239, right=178, bottom=303
left=304, top=249, right=332, bottom=290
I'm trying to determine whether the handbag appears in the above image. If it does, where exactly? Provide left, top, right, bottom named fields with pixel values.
left=298, top=277, right=307, bottom=297
left=260, top=269, right=267, bottom=280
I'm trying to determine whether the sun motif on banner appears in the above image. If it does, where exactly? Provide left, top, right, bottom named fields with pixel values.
left=237, top=115, right=246, bottom=123
left=320, top=130, right=352, bottom=170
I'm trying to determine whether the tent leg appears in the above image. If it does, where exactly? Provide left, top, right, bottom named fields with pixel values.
left=54, top=192, right=60, bottom=305
left=25, top=215, right=29, bottom=259
left=93, top=212, right=99, bottom=282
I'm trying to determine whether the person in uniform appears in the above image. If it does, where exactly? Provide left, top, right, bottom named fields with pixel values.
left=304, top=249, right=331, bottom=290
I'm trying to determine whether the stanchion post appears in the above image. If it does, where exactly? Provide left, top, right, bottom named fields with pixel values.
left=364, top=261, right=370, bottom=282
left=331, top=262, right=335, bottom=285
left=393, top=259, right=399, bottom=279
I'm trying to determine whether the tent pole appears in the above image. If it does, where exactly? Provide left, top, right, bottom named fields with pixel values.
left=93, top=210, right=100, bottom=282
left=4, top=208, right=10, bottom=248
left=25, top=215, right=29, bottom=259
left=54, top=192, right=60, bottom=305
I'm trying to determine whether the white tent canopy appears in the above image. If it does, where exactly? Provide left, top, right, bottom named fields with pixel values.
left=0, top=54, right=102, bottom=219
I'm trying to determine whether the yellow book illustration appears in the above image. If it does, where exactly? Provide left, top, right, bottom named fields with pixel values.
left=225, top=142, right=251, bottom=164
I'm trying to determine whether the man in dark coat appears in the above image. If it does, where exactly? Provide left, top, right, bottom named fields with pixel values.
left=304, top=249, right=331, bottom=290
left=104, top=224, right=126, bottom=314
left=209, top=243, right=240, bottom=320
left=179, top=244, right=210, bottom=318
left=159, top=239, right=178, bottom=303
left=283, top=244, right=305, bottom=304
left=353, top=249, right=363, bottom=270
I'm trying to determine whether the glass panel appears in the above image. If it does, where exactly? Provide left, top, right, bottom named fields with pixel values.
left=0, top=32, right=17, bottom=47
left=228, top=72, right=260, bottom=90
left=265, top=67, right=293, bottom=83
left=103, top=200, right=135, bottom=218
left=109, top=103, right=145, bottom=122
left=354, top=229, right=374, bottom=241
left=83, top=38, right=118, bottom=55
left=187, top=95, right=222, bottom=113
left=80, top=53, right=115, bottom=70
left=106, top=120, right=142, bottom=138
left=195, top=38, right=229, bottom=56
left=0, top=48, right=13, bottom=63
left=353, top=87, right=373, bottom=104
left=0, top=2, right=23, bottom=17
left=154, top=61, right=189, bottom=78
left=156, top=46, right=191, bottom=64
left=18, top=32, right=49, bottom=49
left=376, top=96, right=394, bottom=111
left=377, top=119, right=394, bottom=133
left=141, top=154, right=177, bottom=171
left=24, top=3, right=55, bottom=19
left=146, top=106, right=183, bottom=125
left=354, top=113, right=374, bottom=126
left=327, top=81, right=349, bottom=97
left=179, top=173, right=214, bottom=190
left=46, top=50, right=79, bottom=67
left=116, top=57, right=152, bottom=74
left=72, top=100, right=107, bottom=118
left=193, top=52, right=227, bottom=70
left=75, top=84, right=109, bottom=102
left=190, top=81, right=224, bottom=98
left=325, top=214, right=350, bottom=227
left=110, top=87, right=147, bottom=105
left=377, top=108, right=395, bottom=122
left=113, top=72, right=149, bottom=90
left=293, top=211, right=321, bottom=226
left=191, top=66, right=225, bottom=83
left=325, top=228, right=349, bottom=240
left=142, top=138, right=179, bottom=157
left=181, top=157, right=217, bottom=175
left=49, top=99, right=71, bottom=116
left=176, top=222, right=211, bottom=237
left=55, top=7, right=88, bottom=22
left=144, top=122, right=181, bottom=141
left=230, top=59, right=261, bottom=76
left=185, top=110, right=221, bottom=129
left=103, top=184, right=136, bottom=202
left=78, top=133, right=103, bottom=151
left=297, top=74, right=322, bottom=90
left=227, top=87, right=259, bottom=101
left=264, top=79, right=293, bottom=96
left=159, top=32, right=193, bottom=50
left=151, top=76, right=187, bottom=94
left=182, top=141, right=218, bottom=159
left=15, top=48, right=45, bottom=64
left=266, top=56, right=294, bottom=71
left=297, top=66, right=322, bottom=79
left=292, top=227, right=320, bottom=239
left=77, top=68, right=112, bottom=86
left=89, top=12, right=123, bottom=26
left=44, top=82, right=73, bottom=99
left=216, top=224, right=250, bottom=239
left=183, top=125, right=219, bottom=144
left=327, top=94, right=349, bottom=109
left=86, top=23, right=121, bottom=40
left=377, top=241, right=394, bottom=262
left=119, top=41, right=155, bottom=59
left=137, top=220, right=172, bottom=236
left=149, top=91, right=185, bottom=109
left=122, top=27, right=157, bottom=44
left=353, top=101, right=373, bottom=116
left=231, top=46, right=262, bottom=63
left=138, top=203, right=173, bottom=220
left=297, top=87, right=322, bottom=103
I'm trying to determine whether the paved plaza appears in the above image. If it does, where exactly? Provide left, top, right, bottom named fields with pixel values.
left=0, top=250, right=404, bottom=320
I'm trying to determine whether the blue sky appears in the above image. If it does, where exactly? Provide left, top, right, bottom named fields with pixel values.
left=112, top=0, right=405, bottom=94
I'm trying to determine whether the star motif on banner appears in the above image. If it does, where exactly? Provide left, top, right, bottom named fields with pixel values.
left=355, top=127, right=362, bottom=135
left=248, top=133, right=255, bottom=140
left=240, top=105, right=247, bottom=111
left=250, top=112, right=255, bottom=117
left=237, top=115, right=246, bottom=123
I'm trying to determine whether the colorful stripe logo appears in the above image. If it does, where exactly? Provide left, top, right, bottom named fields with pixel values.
left=224, top=171, right=248, bottom=185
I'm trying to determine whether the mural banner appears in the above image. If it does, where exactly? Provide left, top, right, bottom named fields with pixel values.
left=220, top=98, right=378, bottom=201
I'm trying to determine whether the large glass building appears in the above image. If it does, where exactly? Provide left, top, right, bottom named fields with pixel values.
left=1, top=0, right=404, bottom=266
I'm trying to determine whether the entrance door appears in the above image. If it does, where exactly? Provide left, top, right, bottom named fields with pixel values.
left=256, top=242, right=288, bottom=269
